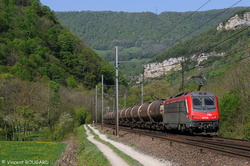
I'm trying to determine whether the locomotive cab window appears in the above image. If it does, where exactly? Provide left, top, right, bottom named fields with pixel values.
left=204, top=97, right=214, bottom=106
left=192, top=97, right=214, bottom=106
left=192, top=96, right=216, bottom=112
left=193, top=97, right=202, bottom=106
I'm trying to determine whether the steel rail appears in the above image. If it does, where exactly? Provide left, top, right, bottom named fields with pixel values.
left=101, top=124, right=250, bottom=160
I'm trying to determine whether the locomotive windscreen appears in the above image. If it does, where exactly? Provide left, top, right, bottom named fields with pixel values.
left=192, top=96, right=216, bottom=112
left=204, top=97, right=214, bottom=105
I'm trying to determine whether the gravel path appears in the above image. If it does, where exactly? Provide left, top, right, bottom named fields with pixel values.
left=88, top=124, right=173, bottom=166
left=84, top=125, right=129, bottom=166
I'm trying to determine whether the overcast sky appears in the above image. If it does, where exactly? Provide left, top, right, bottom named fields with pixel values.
left=39, top=0, right=249, bottom=13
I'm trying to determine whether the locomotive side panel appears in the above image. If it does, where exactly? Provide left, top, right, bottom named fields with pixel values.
left=164, top=100, right=189, bottom=129
left=179, top=100, right=189, bottom=124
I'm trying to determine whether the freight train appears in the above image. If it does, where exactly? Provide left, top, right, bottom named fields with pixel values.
left=103, top=91, right=220, bottom=134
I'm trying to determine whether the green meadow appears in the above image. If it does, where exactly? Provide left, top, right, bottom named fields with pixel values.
left=0, top=141, right=66, bottom=166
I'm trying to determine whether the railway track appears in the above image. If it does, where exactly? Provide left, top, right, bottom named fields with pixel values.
left=176, top=135, right=250, bottom=160
left=101, top=124, right=250, bottom=161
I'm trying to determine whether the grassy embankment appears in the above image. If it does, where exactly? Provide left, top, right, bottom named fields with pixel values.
left=0, top=141, right=66, bottom=166
left=77, top=125, right=110, bottom=166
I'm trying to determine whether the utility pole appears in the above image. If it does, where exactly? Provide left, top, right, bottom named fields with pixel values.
left=141, top=80, right=144, bottom=104
left=141, top=66, right=145, bottom=105
left=115, top=46, right=119, bottom=136
left=181, top=61, right=184, bottom=93
left=101, top=75, right=104, bottom=130
left=47, top=81, right=51, bottom=133
left=95, top=85, right=97, bottom=124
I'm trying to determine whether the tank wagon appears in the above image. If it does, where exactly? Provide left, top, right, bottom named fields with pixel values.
left=104, top=91, right=220, bottom=134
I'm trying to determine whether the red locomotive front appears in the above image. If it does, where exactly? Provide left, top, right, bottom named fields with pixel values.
left=164, top=91, right=220, bottom=133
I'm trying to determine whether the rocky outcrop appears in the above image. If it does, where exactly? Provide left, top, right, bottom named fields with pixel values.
left=143, top=57, right=183, bottom=79
left=217, top=12, right=250, bottom=30
left=137, top=52, right=224, bottom=83
left=190, top=52, right=225, bottom=66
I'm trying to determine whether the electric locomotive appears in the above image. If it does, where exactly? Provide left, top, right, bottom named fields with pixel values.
left=103, top=91, right=220, bottom=134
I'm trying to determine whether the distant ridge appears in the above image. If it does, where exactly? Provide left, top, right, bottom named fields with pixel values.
left=56, top=7, right=246, bottom=61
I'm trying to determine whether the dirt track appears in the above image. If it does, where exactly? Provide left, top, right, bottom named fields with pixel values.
left=88, top=124, right=173, bottom=166
left=85, top=125, right=129, bottom=166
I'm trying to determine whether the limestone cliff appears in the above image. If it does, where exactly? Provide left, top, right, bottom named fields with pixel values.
left=137, top=53, right=224, bottom=83
left=217, top=12, right=250, bottom=30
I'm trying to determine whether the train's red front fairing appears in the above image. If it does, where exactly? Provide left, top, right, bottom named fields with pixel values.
left=189, top=95, right=220, bottom=121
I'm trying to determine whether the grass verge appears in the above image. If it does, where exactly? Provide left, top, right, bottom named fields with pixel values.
left=0, top=141, right=66, bottom=166
left=77, top=125, right=110, bottom=166
left=88, top=126, right=143, bottom=166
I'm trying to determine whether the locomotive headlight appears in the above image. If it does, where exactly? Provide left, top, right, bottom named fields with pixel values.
left=211, top=116, right=217, bottom=119
left=192, top=116, right=199, bottom=119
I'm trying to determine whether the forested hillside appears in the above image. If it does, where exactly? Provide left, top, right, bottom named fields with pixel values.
left=0, top=0, right=120, bottom=141
left=56, top=8, right=245, bottom=61
left=0, top=0, right=116, bottom=88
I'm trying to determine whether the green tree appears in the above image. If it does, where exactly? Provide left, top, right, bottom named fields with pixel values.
left=219, top=91, right=240, bottom=136
left=244, top=122, right=250, bottom=140
left=75, top=108, right=90, bottom=125
left=58, top=33, right=72, bottom=52
left=67, top=76, right=77, bottom=88
left=0, top=16, right=9, bottom=32
left=16, top=106, right=35, bottom=140
left=143, top=80, right=173, bottom=102
left=50, top=81, right=60, bottom=99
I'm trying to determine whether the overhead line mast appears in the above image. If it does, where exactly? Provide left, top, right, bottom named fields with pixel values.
left=115, top=46, right=119, bottom=136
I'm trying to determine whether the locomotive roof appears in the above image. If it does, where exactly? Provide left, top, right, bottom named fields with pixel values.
left=190, top=91, right=215, bottom=96
left=169, top=91, right=215, bottom=99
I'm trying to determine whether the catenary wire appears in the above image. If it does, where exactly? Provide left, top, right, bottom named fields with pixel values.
left=141, top=0, right=212, bottom=51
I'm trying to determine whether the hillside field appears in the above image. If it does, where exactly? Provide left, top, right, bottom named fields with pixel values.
left=0, top=141, right=66, bottom=165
